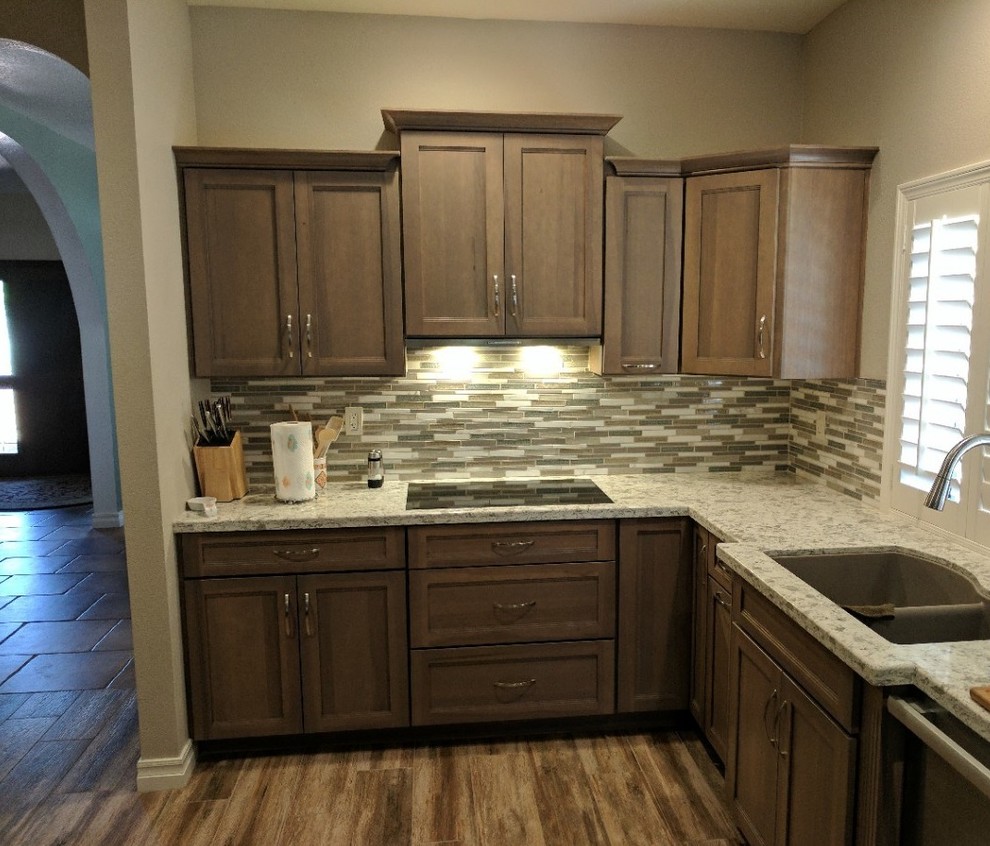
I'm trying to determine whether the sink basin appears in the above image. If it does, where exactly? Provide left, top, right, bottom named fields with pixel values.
left=770, top=551, right=990, bottom=644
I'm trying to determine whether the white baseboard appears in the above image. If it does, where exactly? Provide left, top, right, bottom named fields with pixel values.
left=92, top=510, right=124, bottom=529
left=135, top=740, right=196, bottom=792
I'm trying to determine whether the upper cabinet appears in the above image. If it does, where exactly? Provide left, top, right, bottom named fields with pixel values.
left=384, top=109, right=620, bottom=339
left=177, top=149, right=405, bottom=378
left=591, top=158, right=683, bottom=376
left=680, top=146, right=878, bottom=379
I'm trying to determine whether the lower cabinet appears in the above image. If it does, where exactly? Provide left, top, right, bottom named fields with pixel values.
left=705, top=574, right=732, bottom=760
left=182, top=547, right=408, bottom=740
left=408, top=520, right=618, bottom=726
left=691, top=524, right=732, bottom=760
left=411, top=640, right=614, bottom=725
left=180, top=517, right=695, bottom=742
left=727, top=584, right=858, bottom=846
left=617, top=518, right=693, bottom=712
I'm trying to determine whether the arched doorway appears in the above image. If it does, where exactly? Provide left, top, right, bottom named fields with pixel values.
left=0, top=38, right=120, bottom=524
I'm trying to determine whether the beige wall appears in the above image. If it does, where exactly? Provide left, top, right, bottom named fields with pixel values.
left=189, top=8, right=804, bottom=157
left=0, top=0, right=88, bottom=75
left=85, top=0, right=199, bottom=786
left=803, top=0, right=990, bottom=378
left=0, top=194, right=59, bottom=259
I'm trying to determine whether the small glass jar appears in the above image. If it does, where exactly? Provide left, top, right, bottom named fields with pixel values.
left=367, top=449, right=384, bottom=488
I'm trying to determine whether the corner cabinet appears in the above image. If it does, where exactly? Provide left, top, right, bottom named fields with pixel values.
left=680, top=146, right=877, bottom=378
left=617, top=518, right=693, bottom=712
left=384, top=109, right=619, bottom=339
left=176, top=149, right=404, bottom=377
left=591, top=159, right=684, bottom=376
left=179, top=527, right=409, bottom=740
left=691, top=524, right=732, bottom=762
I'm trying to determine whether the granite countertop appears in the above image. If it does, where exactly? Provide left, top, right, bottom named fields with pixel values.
left=173, top=471, right=990, bottom=741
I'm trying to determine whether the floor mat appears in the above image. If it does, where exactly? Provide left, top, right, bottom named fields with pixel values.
left=0, top=474, right=93, bottom=510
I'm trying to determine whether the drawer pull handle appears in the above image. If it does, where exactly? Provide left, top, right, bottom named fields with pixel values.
left=493, top=600, right=536, bottom=616
left=273, top=548, right=320, bottom=562
left=714, top=590, right=730, bottom=610
left=283, top=593, right=292, bottom=637
left=491, top=540, right=535, bottom=556
left=303, top=592, right=312, bottom=636
left=493, top=679, right=536, bottom=690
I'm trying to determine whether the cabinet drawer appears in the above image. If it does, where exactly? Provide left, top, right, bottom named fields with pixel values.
left=408, top=520, right=615, bottom=569
left=734, top=580, right=859, bottom=732
left=410, top=561, right=615, bottom=647
left=411, top=640, right=615, bottom=725
left=180, top=527, right=406, bottom=577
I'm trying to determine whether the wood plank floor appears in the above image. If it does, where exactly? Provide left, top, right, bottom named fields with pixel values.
left=5, top=727, right=742, bottom=845
left=0, top=506, right=743, bottom=846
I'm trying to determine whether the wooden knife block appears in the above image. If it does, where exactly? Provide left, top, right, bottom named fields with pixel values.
left=193, top=430, right=248, bottom=501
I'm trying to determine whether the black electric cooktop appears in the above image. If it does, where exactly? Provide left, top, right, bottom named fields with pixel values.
left=405, top=478, right=613, bottom=510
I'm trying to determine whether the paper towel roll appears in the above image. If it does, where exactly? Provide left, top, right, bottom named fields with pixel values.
left=271, top=421, right=316, bottom=502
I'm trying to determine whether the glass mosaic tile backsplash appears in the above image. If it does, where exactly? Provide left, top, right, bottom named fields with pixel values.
left=212, top=348, right=885, bottom=502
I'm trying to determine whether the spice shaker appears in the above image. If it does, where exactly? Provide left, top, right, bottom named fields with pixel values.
left=367, top=449, right=384, bottom=488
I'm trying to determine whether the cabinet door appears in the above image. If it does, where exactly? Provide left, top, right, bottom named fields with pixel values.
left=706, top=575, right=732, bottom=762
left=689, top=526, right=710, bottom=724
left=599, top=175, right=683, bottom=374
left=777, top=676, right=856, bottom=846
left=295, top=169, right=404, bottom=375
left=400, top=131, right=504, bottom=336
left=503, top=134, right=604, bottom=337
left=682, top=169, right=779, bottom=376
left=184, top=169, right=299, bottom=376
left=298, top=571, right=409, bottom=732
left=183, top=576, right=302, bottom=739
left=727, top=624, right=781, bottom=846
left=616, top=518, right=692, bottom=712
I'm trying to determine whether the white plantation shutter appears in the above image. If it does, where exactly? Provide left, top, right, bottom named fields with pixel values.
left=888, top=172, right=990, bottom=545
left=897, top=215, right=977, bottom=498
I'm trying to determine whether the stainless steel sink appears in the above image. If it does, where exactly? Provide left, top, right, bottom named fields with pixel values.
left=770, top=551, right=990, bottom=644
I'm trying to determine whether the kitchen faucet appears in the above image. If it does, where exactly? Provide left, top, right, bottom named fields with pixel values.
left=924, top=432, right=990, bottom=509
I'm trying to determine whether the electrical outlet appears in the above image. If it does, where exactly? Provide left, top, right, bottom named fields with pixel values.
left=344, top=406, right=363, bottom=435
left=816, top=410, right=827, bottom=439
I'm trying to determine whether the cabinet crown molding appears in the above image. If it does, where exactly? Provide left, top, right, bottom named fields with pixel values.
left=173, top=147, right=399, bottom=171
left=681, top=144, right=878, bottom=176
left=382, top=108, right=621, bottom=136
left=606, top=157, right=683, bottom=177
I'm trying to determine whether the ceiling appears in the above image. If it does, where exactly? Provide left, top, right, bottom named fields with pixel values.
left=186, top=0, right=849, bottom=35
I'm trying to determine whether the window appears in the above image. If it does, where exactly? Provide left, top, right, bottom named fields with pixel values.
left=0, top=280, right=17, bottom=454
left=887, top=168, right=990, bottom=545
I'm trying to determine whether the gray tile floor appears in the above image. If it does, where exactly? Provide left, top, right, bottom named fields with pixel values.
left=0, top=505, right=134, bottom=752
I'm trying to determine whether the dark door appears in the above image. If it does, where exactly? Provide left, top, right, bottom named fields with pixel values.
left=0, top=260, right=88, bottom=477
